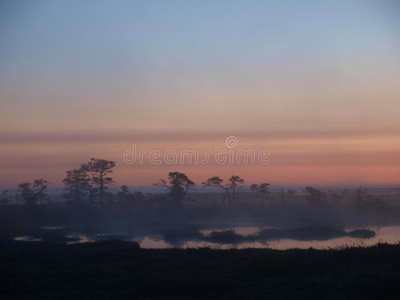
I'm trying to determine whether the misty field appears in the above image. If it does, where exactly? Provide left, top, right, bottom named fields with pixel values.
left=1, top=187, right=400, bottom=298
left=2, top=168, right=400, bottom=299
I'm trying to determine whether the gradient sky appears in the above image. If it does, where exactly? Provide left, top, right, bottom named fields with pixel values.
left=1, top=0, right=399, bottom=188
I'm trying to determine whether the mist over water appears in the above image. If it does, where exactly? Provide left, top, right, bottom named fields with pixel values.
left=4, top=183, right=400, bottom=250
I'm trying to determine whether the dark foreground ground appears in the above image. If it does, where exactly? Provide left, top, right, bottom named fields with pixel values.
left=1, top=241, right=400, bottom=299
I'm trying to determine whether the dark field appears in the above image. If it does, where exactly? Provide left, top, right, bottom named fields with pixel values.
left=1, top=240, right=400, bottom=299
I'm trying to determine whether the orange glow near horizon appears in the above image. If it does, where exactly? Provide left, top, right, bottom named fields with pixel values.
left=1, top=133, right=399, bottom=188
left=1, top=1, right=399, bottom=188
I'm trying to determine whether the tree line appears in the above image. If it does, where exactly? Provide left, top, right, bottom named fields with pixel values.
left=1, top=157, right=380, bottom=208
left=6, top=158, right=115, bottom=208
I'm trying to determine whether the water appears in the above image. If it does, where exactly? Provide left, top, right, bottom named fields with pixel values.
left=14, top=236, right=43, bottom=242
left=140, top=226, right=400, bottom=250
left=17, top=225, right=400, bottom=250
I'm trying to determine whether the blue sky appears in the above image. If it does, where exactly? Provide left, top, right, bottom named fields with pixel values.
left=0, top=0, right=399, bottom=186
left=1, top=0, right=398, bottom=83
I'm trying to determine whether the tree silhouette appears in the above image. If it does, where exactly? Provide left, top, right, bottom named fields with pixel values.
left=203, top=175, right=244, bottom=209
left=305, top=186, right=325, bottom=205
left=17, top=182, right=37, bottom=207
left=227, top=175, right=244, bottom=209
left=0, top=190, right=11, bottom=206
left=155, top=172, right=195, bottom=206
left=115, top=185, right=132, bottom=203
left=33, top=179, right=48, bottom=206
left=120, top=185, right=129, bottom=194
left=203, top=176, right=231, bottom=208
left=355, top=186, right=366, bottom=205
left=257, top=183, right=271, bottom=207
left=63, top=168, right=90, bottom=207
left=84, top=158, right=116, bottom=208
left=250, top=184, right=258, bottom=193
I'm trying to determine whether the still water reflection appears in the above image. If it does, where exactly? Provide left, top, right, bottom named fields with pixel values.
left=45, top=226, right=400, bottom=250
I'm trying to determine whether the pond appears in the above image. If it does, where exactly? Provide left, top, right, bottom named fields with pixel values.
left=14, top=236, right=43, bottom=242
left=15, top=225, right=400, bottom=250
left=142, top=226, right=400, bottom=250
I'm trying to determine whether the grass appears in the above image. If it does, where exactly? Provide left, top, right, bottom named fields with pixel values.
left=1, top=240, right=400, bottom=299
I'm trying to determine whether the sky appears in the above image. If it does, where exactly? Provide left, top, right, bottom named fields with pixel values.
left=0, top=0, right=399, bottom=188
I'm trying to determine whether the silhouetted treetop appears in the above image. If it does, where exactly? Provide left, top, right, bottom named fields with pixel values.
left=63, top=168, right=90, bottom=206
left=155, top=171, right=195, bottom=206
left=202, top=176, right=225, bottom=188
left=17, top=182, right=36, bottom=206
left=83, top=158, right=116, bottom=208
left=305, top=186, right=325, bottom=205
left=33, top=179, right=48, bottom=206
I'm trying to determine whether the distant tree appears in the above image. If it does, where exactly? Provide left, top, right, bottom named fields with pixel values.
left=249, top=184, right=258, bottom=193
left=17, top=182, right=37, bottom=207
left=0, top=190, right=11, bottom=206
left=33, top=179, right=48, bottom=206
left=84, top=158, right=116, bottom=208
left=63, top=168, right=90, bottom=207
left=115, top=185, right=132, bottom=202
left=227, top=175, right=244, bottom=209
left=203, top=175, right=244, bottom=209
left=155, top=172, right=195, bottom=206
left=203, top=176, right=231, bottom=208
left=257, top=183, right=271, bottom=207
left=116, top=186, right=145, bottom=212
left=305, top=187, right=325, bottom=205
left=355, top=186, right=365, bottom=205
left=120, top=185, right=129, bottom=194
